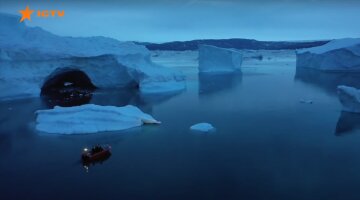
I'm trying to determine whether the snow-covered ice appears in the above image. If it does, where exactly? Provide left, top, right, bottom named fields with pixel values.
left=198, top=45, right=243, bottom=73
left=337, top=85, right=360, bottom=113
left=35, top=104, right=161, bottom=134
left=297, top=38, right=360, bottom=54
left=190, top=123, right=215, bottom=132
left=296, top=38, right=360, bottom=71
left=0, top=13, right=185, bottom=100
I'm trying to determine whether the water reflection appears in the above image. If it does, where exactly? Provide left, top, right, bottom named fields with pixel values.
left=82, top=152, right=112, bottom=173
left=295, top=68, right=360, bottom=95
left=198, top=72, right=242, bottom=95
left=41, top=88, right=183, bottom=114
left=139, top=91, right=183, bottom=104
left=90, top=89, right=183, bottom=114
left=335, top=112, right=360, bottom=136
left=0, top=133, right=12, bottom=156
left=41, top=89, right=93, bottom=108
left=0, top=87, right=182, bottom=157
left=89, top=89, right=137, bottom=107
left=0, top=98, right=42, bottom=135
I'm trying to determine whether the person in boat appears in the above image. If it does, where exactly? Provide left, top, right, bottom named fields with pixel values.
left=91, top=145, right=103, bottom=154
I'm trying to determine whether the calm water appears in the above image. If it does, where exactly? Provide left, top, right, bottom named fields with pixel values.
left=2, top=51, right=360, bottom=200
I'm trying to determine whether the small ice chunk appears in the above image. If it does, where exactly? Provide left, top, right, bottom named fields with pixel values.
left=190, top=123, right=215, bottom=132
left=64, top=82, right=73, bottom=87
left=299, top=99, right=313, bottom=104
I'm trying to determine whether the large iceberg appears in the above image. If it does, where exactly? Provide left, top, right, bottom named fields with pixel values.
left=35, top=104, right=160, bottom=134
left=296, top=38, right=360, bottom=71
left=198, top=45, right=243, bottom=73
left=0, top=13, right=185, bottom=100
left=337, top=85, right=360, bottom=113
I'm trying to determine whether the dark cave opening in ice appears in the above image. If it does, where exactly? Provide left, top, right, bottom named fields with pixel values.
left=41, top=69, right=96, bottom=107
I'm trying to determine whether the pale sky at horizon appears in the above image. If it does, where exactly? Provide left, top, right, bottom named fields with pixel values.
left=0, top=0, right=359, bottom=42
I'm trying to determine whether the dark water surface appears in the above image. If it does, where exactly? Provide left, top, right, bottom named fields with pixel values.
left=2, top=55, right=360, bottom=200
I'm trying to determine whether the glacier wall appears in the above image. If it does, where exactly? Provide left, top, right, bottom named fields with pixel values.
left=0, top=13, right=185, bottom=100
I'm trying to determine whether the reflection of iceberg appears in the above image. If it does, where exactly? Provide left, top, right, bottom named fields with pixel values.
left=35, top=104, right=160, bottom=134
left=198, top=73, right=242, bottom=95
left=295, top=68, right=360, bottom=95
left=335, top=112, right=360, bottom=136
left=41, top=88, right=183, bottom=117
left=139, top=90, right=184, bottom=104
left=87, top=90, right=137, bottom=107
left=41, top=93, right=92, bottom=108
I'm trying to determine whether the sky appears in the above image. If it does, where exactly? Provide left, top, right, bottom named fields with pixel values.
left=0, top=0, right=359, bottom=42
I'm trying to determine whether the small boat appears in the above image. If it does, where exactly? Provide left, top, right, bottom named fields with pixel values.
left=81, top=145, right=112, bottom=163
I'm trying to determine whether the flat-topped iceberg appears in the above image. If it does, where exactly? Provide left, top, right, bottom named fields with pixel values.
left=0, top=13, right=185, bottom=100
left=35, top=104, right=160, bottom=134
left=198, top=45, right=243, bottom=73
left=337, top=85, right=360, bottom=113
left=296, top=38, right=360, bottom=71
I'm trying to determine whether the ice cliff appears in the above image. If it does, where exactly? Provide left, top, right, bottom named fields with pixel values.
left=35, top=104, right=160, bottom=134
left=0, top=13, right=185, bottom=100
left=198, top=45, right=243, bottom=73
left=296, top=38, right=360, bottom=71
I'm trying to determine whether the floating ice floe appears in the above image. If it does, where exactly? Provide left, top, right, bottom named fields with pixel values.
left=296, top=38, right=360, bottom=71
left=64, top=82, right=74, bottom=87
left=198, top=45, right=243, bottom=73
left=337, top=85, right=360, bottom=113
left=0, top=13, right=185, bottom=100
left=35, top=104, right=161, bottom=134
left=190, top=123, right=215, bottom=132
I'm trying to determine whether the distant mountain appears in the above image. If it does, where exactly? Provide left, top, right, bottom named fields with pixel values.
left=136, top=38, right=330, bottom=51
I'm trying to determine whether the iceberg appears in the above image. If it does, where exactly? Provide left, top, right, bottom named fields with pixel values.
left=35, top=104, right=161, bottom=134
left=296, top=38, right=360, bottom=71
left=0, top=13, right=185, bottom=100
left=337, top=85, right=360, bottom=113
left=190, top=123, right=215, bottom=132
left=198, top=45, right=243, bottom=73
